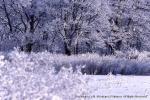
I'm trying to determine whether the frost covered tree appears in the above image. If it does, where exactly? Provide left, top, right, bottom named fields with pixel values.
left=0, top=0, right=32, bottom=51
left=49, top=0, right=111, bottom=55
left=0, top=0, right=50, bottom=52
left=0, top=0, right=23, bottom=50
left=0, top=0, right=150, bottom=55
left=107, top=0, right=150, bottom=53
left=106, top=0, right=134, bottom=53
left=130, top=0, right=150, bottom=51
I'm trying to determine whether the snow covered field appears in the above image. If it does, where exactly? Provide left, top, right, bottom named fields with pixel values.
left=84, top=75, right=150, bottom=100
left=0, top=50, right=150, bottom=100
left=1, top=72, right=150, bottom=100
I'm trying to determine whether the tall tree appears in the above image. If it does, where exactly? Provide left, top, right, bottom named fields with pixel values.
left=50, top=0, right=111, bottom=55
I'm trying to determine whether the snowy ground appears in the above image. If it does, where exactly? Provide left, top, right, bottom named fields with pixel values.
left=1, top=72, right=150, bottom=100
left=0, top=51, right=150, bottom=100
left=83, top=75, right=150, bottom=100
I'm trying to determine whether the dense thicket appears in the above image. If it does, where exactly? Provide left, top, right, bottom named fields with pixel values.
left=0, top=0, right=150, bottom=55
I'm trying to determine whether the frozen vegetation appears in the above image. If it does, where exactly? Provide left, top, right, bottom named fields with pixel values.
left=3, top=49, right=150, bottom=75
left=0, top=50, right=88, bottom=100
left=0, top=50, right=150, bottom=99
left=0, top=0, right=150, bottom=99
left=0, top=0, right=150, bottom=55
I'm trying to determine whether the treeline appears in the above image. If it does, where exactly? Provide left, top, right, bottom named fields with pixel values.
left=0, top=0, right=150, bottom=55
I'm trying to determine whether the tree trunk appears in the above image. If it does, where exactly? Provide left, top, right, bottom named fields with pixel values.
left=64, top=42, right=71, bottom=56
left=3, top=0, right=13, bottom=32
left=105, top=41, right=115, bottom=55
left=29, top=15, right=35, bottom=33
left=115, top=40, right=122, bottom=50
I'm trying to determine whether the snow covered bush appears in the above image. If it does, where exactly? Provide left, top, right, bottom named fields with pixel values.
left=2, top=49, right=150, bottom=75
left=0, top=50, right=88, bottom=100
left=5, top=50, right=150, bottom=75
